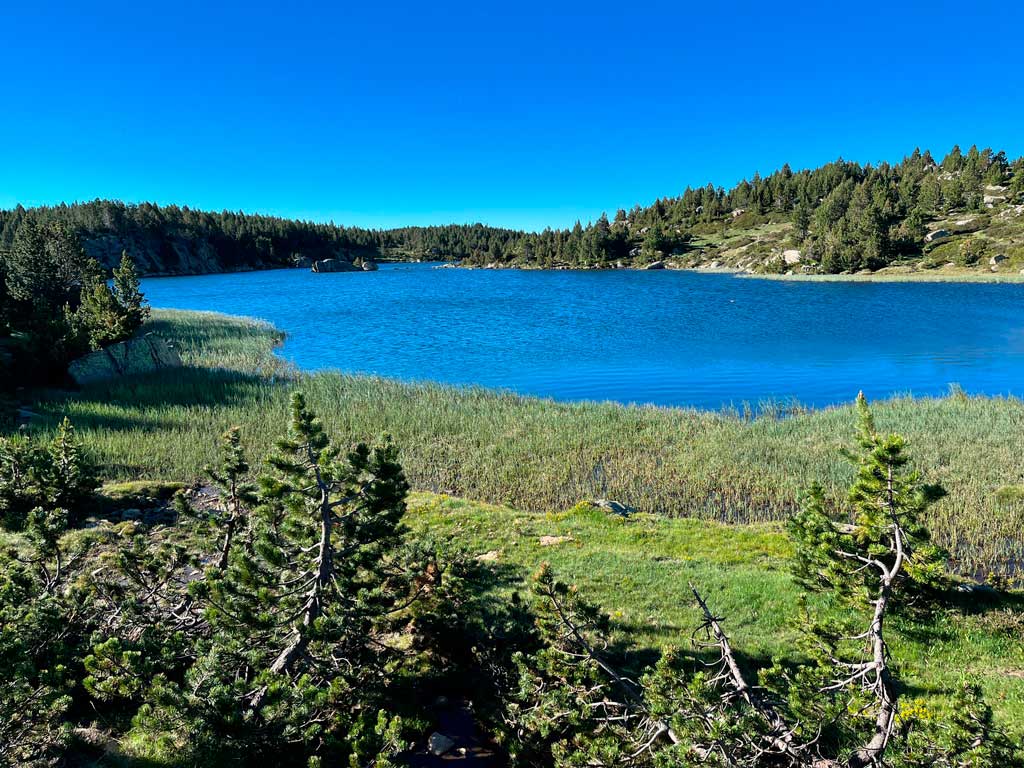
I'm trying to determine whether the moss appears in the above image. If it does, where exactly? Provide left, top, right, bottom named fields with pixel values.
left=100, top=480, right=186, bottom=506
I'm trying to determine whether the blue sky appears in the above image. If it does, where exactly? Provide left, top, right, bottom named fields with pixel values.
left=1, top=0, right=1021, bottom=231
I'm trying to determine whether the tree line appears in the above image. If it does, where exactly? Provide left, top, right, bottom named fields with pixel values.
left=2, top=145, right=1021, bottom=276
left=1, top=394, right=1019, bottom=766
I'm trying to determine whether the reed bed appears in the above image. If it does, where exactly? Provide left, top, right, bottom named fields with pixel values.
left=30, top=310, right=1024, bottom=579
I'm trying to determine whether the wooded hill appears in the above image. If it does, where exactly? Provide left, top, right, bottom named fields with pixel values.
left=2, top=145, right=1022, bottom=275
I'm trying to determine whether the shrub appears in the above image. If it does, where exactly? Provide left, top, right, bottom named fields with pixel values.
left=0, top=418, right=97, bottom=529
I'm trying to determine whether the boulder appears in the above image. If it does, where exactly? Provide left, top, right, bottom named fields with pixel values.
left=293, top=256, right=313, bottom=269
left=311, top=258, right=358, bottom=273
left=428, top=732, right=456, bottom=756
left=645, top=260, right=666, bottom=270
left=591, top=499, right=635, bottom=517
left=361, top=259, right=379, bottom=271
left=924, top=229, right=950, bottom=244
left=68, top=335, right=182, bottom=386
left=989, top=254, right=1009, bottom=267
left=782, top=249, right=801, bottom=265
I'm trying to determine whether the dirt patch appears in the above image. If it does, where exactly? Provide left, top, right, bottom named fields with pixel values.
left=539, top=535, right=573, bottom=547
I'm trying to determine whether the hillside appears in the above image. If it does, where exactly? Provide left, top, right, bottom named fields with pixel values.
left=2, top=145, right=1021, bottom=277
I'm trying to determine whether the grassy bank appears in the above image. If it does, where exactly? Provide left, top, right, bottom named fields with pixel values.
left=28, top=309, right=1024, bottom=580
left=405, top=494, right=1024, bottom=738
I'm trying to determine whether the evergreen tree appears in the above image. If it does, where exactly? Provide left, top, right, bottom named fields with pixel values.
left=204, top=426, right=257, bottom=570
left=789, top=394, right=947, bottom=767
left=74, top=264, right=129, bottom=350
left=145, top=393, right=453, bottom=764
left=111, top=250, right=149, bottom=333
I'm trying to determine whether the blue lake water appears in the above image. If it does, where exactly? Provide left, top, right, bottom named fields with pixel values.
left=140, top=264, right=1024, bottom=410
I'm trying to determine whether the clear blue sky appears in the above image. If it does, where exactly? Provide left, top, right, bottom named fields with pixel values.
left=2, top=0, right=1021, bottom=231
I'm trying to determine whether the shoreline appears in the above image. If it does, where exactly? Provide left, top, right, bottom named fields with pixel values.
left=139, top=258, right=1024, bottom=285
left=145, top=308, right=1024, bottom=418
left=452, top=261, right=1024, bottom=283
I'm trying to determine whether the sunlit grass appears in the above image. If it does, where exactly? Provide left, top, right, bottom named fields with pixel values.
left=405, top=493, right=1024, bottom=737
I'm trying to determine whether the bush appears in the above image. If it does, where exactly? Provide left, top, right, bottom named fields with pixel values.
left=0, top=419, right=98, bottom=529
left=957, top=237, right=988, bottom=266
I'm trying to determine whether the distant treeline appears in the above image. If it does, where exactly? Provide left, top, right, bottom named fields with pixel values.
left=1, top=145, right=1022, bottom=275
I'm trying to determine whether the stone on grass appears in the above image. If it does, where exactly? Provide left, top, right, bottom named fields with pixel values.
left=429, top=732, right=456, bottom=756
left=591, top=499, right=635, bottom=517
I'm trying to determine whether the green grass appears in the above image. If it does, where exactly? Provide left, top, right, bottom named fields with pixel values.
left=24, top=309, right=1024, bottom=579
left=405, top=493, right=1024, bottom=737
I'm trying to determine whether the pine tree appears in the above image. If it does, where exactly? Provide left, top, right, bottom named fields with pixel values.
left=157, top=393, right=431, bottom=764
left=205, top=427, right=257, bottom=570
left=74, top=269, right=126, bottom=350
left=111, top=250, right=149, bottom=333
left=789, top=393, right=947, bottom=767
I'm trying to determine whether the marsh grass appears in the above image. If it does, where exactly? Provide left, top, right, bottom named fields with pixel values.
left=28, top=310, right=1024, bottom=579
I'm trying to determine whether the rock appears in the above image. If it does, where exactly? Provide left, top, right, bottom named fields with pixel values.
left=731, top=208, right=746, bottom=218
left=956, top=582, right=999, bottom=596
left=591, top=499, right=635, bottom=517
left=989, top=254, right=1009, bottom=267
left=645, top=260, right=666, bottom=270
left=361, top=259, right=379, bottom=271
left=68, top=334, right=182, bottom=386
left=428, top=732, right=456, bottom=756
left=475, top=550, right=500, bottom=562
left=293, top=256, right=313, bottom=269
left=629, top=246, right=642, bottom=257
left=707, top=260, right=721, bottom=269
left=539, top=535, right=573, bottom=547
left=72, top=726, right=119, bottom=755
left=924, top=229, right=950, bottom=244
left=311, top=258, right=358, bottom=273
left=782, top=249, right=802, bottom=265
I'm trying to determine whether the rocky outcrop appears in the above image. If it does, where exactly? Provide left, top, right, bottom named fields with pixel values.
left=311, top=258, right=359, bottom=273
left=924, top=229, right=950, bottom=244
left=68, top=334, right=182, bottom=386
left=783, top=249, right=802, bottom=264
left=591, top=499, right=635, bottom=517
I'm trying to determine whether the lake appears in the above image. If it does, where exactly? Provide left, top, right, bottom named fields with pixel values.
left=140, top=264, right=1024, bottom=411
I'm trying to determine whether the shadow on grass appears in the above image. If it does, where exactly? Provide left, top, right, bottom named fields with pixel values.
left=31, top=367, right=280, bottom=430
